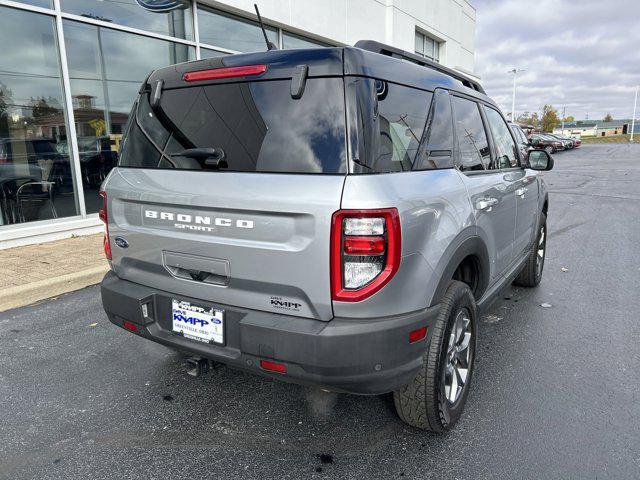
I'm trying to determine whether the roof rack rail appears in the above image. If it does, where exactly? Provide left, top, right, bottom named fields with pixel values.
left=354, top=40, right=485, bottom=94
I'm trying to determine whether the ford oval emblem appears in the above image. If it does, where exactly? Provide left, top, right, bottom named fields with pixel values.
left=134, top=0, right=190, bottom=12
left=114, top=237, right=130, bottom=248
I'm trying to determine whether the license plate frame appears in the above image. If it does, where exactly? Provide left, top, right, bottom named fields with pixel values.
left=171, top=299, right=224, bottom=345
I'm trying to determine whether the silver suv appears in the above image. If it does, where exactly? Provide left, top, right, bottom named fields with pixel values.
left=100, top=41, right=553, bottom=432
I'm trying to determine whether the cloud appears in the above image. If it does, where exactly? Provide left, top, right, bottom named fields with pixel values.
left=473, top=0, right=640, bottom=120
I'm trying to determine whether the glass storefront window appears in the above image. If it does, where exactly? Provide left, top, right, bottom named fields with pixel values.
left=198, top=6, right=278, bottom=52
left=200, top=48, right=229, bottom=59
left=61, top=0, right=193, bottom=41
left=283, top=32, right=328, bottom=50
left=17, top=0, right=52, bottom=8
left=0, top=6, right=79, bottom=226
left=63, top=20, right=195, bottom=213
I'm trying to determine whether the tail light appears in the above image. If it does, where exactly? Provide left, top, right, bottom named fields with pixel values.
left=98, top=191, right=112, bottom=260
left=331, top=208, right=401, bottom=302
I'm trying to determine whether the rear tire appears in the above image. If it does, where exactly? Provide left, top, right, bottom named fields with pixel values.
left=393, top=280, right=477, bottom=432
left=514, top=214, right=546, bottom=287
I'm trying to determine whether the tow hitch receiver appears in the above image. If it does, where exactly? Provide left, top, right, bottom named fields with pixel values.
left=185, top=357, right=210, bottom=377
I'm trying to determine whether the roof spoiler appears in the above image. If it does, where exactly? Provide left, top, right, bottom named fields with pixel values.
left=354, top=40, right=485, bottom=94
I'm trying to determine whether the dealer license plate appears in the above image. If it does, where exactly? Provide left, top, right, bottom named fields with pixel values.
left=171, top=299, right=224, bottom=345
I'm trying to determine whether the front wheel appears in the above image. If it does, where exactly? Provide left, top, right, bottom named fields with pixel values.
left=514, top=214, right=547, bottom=287
left=544, top=146, right=554, bottom=154
left=393, top=281, right=477, bottom=432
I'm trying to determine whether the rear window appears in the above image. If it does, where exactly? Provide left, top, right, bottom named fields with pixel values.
left=119, top=78, right=347, bottom=174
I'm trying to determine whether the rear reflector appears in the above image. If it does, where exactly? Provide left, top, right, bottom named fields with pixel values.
left=409, top=326, right=427, bottom=344
left=98, top=191, right=112, bottom=260
left=259, top=359, right=287, bottom=374
left=122, top=321, right=138, bottom=333
left=183, top=64, right=267, bottom=82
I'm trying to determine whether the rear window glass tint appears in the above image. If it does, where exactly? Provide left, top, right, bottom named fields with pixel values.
left=119, top=78, right=347, bottom=174
left=484, top=107, right=518, bottom=168
left=416, top=89, right=454, bottom=169
left=352, top=78, right=431, bottom=173
left=451, top=96, right=490, bottom=171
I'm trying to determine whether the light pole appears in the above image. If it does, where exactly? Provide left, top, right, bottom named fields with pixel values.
left=509, top=68, right=525, bottom=121
left=631, top=86, right=638, bottom=142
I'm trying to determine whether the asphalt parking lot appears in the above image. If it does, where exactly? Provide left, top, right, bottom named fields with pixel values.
left=1, top=144, right=639, bottom=480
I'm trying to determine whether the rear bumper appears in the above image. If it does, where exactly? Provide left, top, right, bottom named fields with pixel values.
left=101, top=271, right=440, bottom=395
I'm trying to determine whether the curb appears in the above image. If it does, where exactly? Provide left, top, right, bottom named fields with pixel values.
left=0, top=265, right=109, bottom=313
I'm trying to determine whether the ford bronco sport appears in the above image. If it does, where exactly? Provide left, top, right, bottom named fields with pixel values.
left=100, top=40, right=553, bottom=432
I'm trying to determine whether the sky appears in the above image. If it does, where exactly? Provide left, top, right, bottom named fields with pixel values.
left=472, top=0, right=640, bottom=121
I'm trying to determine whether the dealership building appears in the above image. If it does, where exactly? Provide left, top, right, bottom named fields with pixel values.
left=0, top=0, right=476, bottom=248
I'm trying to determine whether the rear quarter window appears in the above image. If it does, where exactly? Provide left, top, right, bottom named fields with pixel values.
left=349, top=78, right=432, bottom=173
left=415, top=89, right=454, bottom=170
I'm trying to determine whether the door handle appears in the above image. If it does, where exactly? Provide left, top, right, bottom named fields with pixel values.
left=516, top=187, right=528, bottom=197
left=476, top=197, right=499, bottom=211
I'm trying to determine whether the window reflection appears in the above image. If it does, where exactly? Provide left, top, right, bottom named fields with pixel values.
left=61, top=0, right=193, bottom=40
left=200, top=48, right=229, bottom=59
left=198, top=6, right=278, bottom=52
left=282, top=32, right=328, bottom=50
left=18, top=0, right=52, bottom=7
left=451, top=96, right=491, bottom=171
left=0, top=6, right=79, bottom=226
left=63, top=20, right=194, bottom=213
left=120, top=79, right=346, bottom=174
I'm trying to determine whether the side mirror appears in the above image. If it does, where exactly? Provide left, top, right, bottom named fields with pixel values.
left=528, top=149, right=554, bottom=171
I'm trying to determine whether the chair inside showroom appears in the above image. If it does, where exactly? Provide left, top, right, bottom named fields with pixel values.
left=15, top=181, right=57, bottom=222
left=0, top=178, right=19, bottom=225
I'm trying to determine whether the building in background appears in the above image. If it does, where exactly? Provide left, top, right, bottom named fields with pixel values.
left=554, top=120, right=631, bottom=137
left=0, top=0, right=476, bottom=248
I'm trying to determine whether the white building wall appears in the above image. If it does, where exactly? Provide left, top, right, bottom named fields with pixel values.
left=202, top=0, right=476, bottom=72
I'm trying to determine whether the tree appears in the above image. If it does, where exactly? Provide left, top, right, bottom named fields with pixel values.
left=30, top=96, right=61, bottom=119
left=0, top=82, right=13, bottom=138
left=564, top=115, right=574, bottom=122
left=516, top=111, right=540, bottom=128
left=541, top=105, right=560, bottom=132
left=603, top=113, right=613, bottom=122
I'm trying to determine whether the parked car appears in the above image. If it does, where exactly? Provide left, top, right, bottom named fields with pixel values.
left=530, top=133, right=564, bottom=153
left=99, top=40, right=553, bottom=433
left=542, top=134, right=567, bottom=151
left=559, top=135, right=581, bottom=148
left=56, top=136, right=119, bottom=189
left=508, top=122, right=533, bottom=159
left=548, top=134, right=574, bottom=149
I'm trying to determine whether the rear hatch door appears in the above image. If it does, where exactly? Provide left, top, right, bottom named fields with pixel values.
left=105, top=52, right=347, bottom=320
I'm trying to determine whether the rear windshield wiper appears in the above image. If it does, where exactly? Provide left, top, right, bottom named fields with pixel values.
left=352, top=158, right=373, bottom=171
left=172, top=147, right=228, bottom=169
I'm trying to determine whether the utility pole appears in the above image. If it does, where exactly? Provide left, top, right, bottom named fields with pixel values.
left=631, top=86, right=638, bottom=142
left=561, top=106, right=566, bottom=133
left=509, top=68, right=525, bottom=121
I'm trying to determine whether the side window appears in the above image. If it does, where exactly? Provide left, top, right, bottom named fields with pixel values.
left=374, top=81, right=431, bottom=172
left=351, top=78, right=432, bottom=173
left=416, top=89, right=454, bottom=169
left=451, top=96, right=491, bottom=171
left=515, top=127, right=528, bottom=144
left=485, top=107, right=519, bottom=168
